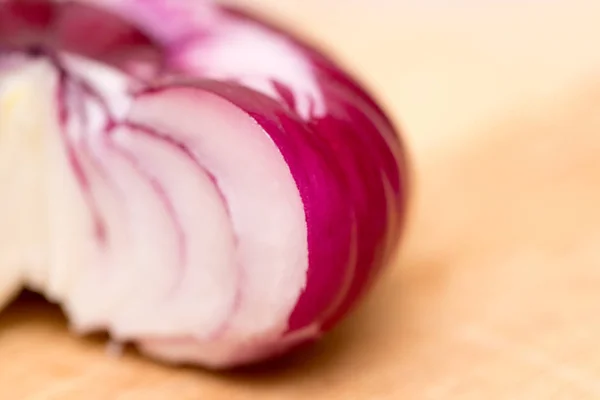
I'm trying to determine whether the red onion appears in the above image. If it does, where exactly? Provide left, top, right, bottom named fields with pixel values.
left=0, top=0, right=408, bottom=368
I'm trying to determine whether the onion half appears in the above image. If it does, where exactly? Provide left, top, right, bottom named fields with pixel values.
left=0, top=0, right=409, bottom=368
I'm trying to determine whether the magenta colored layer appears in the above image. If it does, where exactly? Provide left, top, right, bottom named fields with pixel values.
left=217, top=8, right=408, bottom=332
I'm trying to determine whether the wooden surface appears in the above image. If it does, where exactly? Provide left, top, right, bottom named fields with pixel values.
left=4, top=1, right=600, bottom=398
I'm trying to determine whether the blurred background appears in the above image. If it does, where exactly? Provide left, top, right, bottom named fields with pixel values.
left=4, top=1, right=600, bottom=399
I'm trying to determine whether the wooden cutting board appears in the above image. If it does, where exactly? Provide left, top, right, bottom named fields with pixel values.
left=4, top=1, right=600, bottom=398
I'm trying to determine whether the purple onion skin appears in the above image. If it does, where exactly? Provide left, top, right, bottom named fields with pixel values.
left=0, top=0, right=409, bottom=366
left=203, top=9, right=409, bottom=335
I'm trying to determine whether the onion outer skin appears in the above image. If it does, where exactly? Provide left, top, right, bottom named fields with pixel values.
left=0, top=0, right=409, bottom=368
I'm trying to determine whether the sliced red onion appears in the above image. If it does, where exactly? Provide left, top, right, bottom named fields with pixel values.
left=0, top=0, right=409, bottom=368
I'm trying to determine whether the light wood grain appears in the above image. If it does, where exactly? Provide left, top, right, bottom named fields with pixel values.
left=4, top=1, right=600, bottom=398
